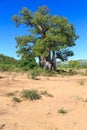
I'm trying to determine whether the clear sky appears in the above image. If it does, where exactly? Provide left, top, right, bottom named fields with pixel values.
left=0, top=0, right=87, bottom=60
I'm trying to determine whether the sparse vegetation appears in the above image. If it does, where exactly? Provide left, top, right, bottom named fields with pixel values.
left=5, top=89, right=53, bottom=102
left=79, top=80, right=85, bottom=86
left=30, top=70, right=39, bottom=79
left=83, top=99, right=87, bottom=102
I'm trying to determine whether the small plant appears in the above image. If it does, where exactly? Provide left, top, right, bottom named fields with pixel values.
left=12, top=97, right=21, bottom=103
left=21, top=89, right=41, bottom=100
left=84, top=99, right=87, bottom=102
left=40, top=90, right=48, bottom=95
left=57, top=108, right=67, bottom=114
left=79, top=80, right=85, bottom=86
left=40, top=90, right=53, bottom=97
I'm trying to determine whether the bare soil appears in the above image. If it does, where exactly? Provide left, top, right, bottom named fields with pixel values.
left=0, top=72, right=87, bottom=130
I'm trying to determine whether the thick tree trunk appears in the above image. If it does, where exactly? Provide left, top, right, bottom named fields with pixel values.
left=39, top=56, right=51, bottom=70
left=39, top=57, right=46, bottom=69
left=39, top=50, right=56, bottom=70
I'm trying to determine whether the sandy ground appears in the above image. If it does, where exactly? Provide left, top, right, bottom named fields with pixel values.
left=0, top=72, right=87, bottom=130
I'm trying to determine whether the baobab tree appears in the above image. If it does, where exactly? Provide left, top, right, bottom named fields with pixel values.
left=12, top=6, right=79, bottom=70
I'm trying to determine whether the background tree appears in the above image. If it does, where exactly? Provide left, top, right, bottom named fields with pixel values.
left=12, top=6, right=79, bottom=70
left=68, top=60, right=81, bottom=69
left=0, top=54, right=17, bottom=71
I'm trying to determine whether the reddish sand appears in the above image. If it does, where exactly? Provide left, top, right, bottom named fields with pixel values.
left=0, top=72, right=87, bottom=130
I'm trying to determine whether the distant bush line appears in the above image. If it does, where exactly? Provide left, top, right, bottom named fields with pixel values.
left=0, top=54, right=87, bottom=77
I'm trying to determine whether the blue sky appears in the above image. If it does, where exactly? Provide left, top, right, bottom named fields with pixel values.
left=0, top=0, right=87, bottom=60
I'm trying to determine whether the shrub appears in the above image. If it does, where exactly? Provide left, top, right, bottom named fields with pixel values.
left=30, top=70, right=38, bottom=79
left=68, top=60, right=81, bottom=69
left=0, top=64, right=13, bottom=72
left=57, top=108, right=67, bottom=114
left=21, top=89, right=41, bottom=100
left=16, top=58, right=37, bottom=71
left=79, top=80, right=85, bottom=86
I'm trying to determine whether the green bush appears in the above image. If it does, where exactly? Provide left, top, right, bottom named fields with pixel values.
left=21, top=89, right=41, bottom=100
left=0, top=64, right=12, bottom=71
left=16, top=58, right=37, bottom=71
left=30, top=70, right=39, bottom=79
left=68, top=60, right=81, bottom=69
left=0, top=54, right=17, bottom=72
left=57, top=108, right=67, bottom=114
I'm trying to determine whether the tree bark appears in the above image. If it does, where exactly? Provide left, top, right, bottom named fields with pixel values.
left=39, top=50, right=56, bottom=70
left=39, top=56, right=51, bottom=70
left=46, top=50, right=51, bottom=62
left=51, top=51, right=56, bottom=70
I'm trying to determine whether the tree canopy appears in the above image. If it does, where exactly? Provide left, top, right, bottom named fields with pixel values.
left=12, top=6, right=79, bottom=70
